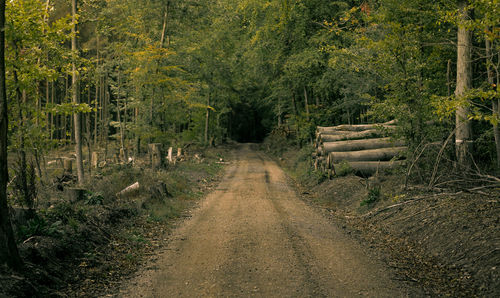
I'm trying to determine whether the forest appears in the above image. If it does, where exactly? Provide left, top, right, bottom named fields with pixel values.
left=0, top=0, right=499, bottom=296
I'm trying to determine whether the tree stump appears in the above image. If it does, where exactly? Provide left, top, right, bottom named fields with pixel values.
left=177, top=148, right=182, bottom=159
left=148, top=143, right=163, bottom=169
left=91, top=152, right=99, bottom=168
left=167, top=147, right=174, bottom=164
left=67, top=187, right=87, bottom=202
left=120, top=148, right=128, bottom=163
left=63, top=159, right=73, bottom=174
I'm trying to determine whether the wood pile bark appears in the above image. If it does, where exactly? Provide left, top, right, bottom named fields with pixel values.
left=312, top=120, right=406, bottom=176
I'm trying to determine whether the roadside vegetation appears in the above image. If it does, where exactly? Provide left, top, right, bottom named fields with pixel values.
left=1, top=144, right=228, bottom=297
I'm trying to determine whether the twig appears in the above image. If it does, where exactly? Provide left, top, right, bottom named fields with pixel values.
left=7, top=175, right=16, bottom=188
left=429, top=127, right=457, bottom=188
left=389, top=201, right=448, bottom=223
left=362, top=191, right=464, bottom=219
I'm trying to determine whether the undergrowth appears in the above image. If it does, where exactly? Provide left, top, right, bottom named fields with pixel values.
left=3, top=145, right=227, bottom=297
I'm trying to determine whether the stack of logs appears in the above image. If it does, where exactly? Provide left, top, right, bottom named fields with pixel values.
left=313, top=120, right=406, bottom=177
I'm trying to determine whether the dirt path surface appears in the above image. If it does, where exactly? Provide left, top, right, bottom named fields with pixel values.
left=118, top=144, right=415, bottom=297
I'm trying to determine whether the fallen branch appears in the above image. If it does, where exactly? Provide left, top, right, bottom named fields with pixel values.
left=361, top=191, right=464, bottom=219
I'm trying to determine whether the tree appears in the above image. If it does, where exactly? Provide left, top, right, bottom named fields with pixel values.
left=72, top=0, right=84, bottom=184
left=454, top=0, right=472, bottom=166
left=0, top=0, right=22, bottom=270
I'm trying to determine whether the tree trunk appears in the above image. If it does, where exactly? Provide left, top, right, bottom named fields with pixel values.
left=160, top=1, right=170, bottom=48
left=317, top=120, right=396, bottom=133
left=13, top=69, right=29, bottom=209
left=117, top=70, right=126, bottom=161
left=486, top=35, right=500, bottom=169
left=318, top=129, right=389, bottom=143
left=94, top=33, right=99, bottom=146
left=0, top=0, right=23, bottom=269
left=455, top=0, right=473, bottom=166
left=303, top=86, right=309, bottom=120
left=72, top=0, right=84, bottom=184
left=332, top=160, right=404, bottom=177
left=50, top=81, right=54, bottom=140
left=327, top=147, right=406, bottom=164
left=205, top=92, right=210, bottom=144
left=103, top=76, right=109, bottom=159
left=321, top=137, right=405, bottom=154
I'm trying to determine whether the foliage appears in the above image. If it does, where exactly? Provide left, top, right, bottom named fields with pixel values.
left=17, top=215, right=62, bottom=242
left=361, top=185, right=381, bottom=207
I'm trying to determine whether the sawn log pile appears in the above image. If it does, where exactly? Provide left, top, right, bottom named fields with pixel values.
left=313, top=120, right=406, bottom=176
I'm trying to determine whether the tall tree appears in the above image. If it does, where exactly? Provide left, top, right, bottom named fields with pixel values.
left=0, top=0, right=22, bottom=270
left=454, top=0, right=473, bottom=166
left=72, top=0, right=84, bottom=183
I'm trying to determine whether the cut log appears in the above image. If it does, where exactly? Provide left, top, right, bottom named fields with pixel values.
left=316, top=130, right=353, bottom=137
left=321, top=138, right=405, bottom=153
left=317, top=120, right=396, bottom=133
left=148, top=143, right=163, bottom=169
left=177, top=148, right=182, bottom=158
left=327, top=147, right=407, bottom=165
left=333, top=160, right=404, bottom=177
left=319, top=129, right=389, bottom=143
left=116, top=182, right=140, bottom=199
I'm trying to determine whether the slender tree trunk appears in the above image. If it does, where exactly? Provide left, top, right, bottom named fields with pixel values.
left=12, top=41, right=30, bottom=210
left=94, top=33, right=99, bottom=146
left=303, top=86, right=309, bottom=120
left=160, top=1, right=170, bottom=48
left=50, top=81, right=54, bottom=140
left=86, top=88, right=92, bottom=173
left=455, top=0, right=472, bottom=166
left=447, top=59, right=452, bottom=97
left=135, top=107, right=140, bottom=156
left=117, top=71, right=126, bottom=158
left=64, top=76, right=68, bottom=141
left=45, top=80, right=50, bottom=136
left=205, top=92, right=210, bottom=144
left=104, top=76, right=109, bottom=159
left=486, top=37, right=500, bottom=168
left=0, top=0, right=23, bottom=269
left=72, top=0, right=84, bottom=184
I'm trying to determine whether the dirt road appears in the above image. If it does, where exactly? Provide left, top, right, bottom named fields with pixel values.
left=119, top=144, right=414, bottom=297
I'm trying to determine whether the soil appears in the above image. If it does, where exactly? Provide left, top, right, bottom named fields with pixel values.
left=279, top=150, right=500, bottom=296
left=118, top=144, right=422, bottom=297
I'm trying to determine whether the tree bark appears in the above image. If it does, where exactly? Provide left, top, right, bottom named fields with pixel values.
left=117, top=70, right=126, bottom=161
left=94, top=33, right=99, bottom=146
left=0, top=0, right=23, bottom=269
left=160, top=1, right=170, bottom=48
left=303, top=86, right=309, bottom=120
left=321, top=137, right=405, bottom=154
left=317, top=120, right=397, bottom=133
left=318, top=129, right=389, bottom=143
left=486, top=35, right=500, bottom=168
left=327, top=147, right=406, bottom=164
left=332, top=161, right=404, bottom=177
left=455, top=0, right=473, bottom=166
left=71, top=0, right=84, bottom=184
left=205, top=92, right=210, bottom=144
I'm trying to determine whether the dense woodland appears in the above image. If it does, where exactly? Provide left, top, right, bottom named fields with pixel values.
left=0, top=0, right=499, bottom=283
